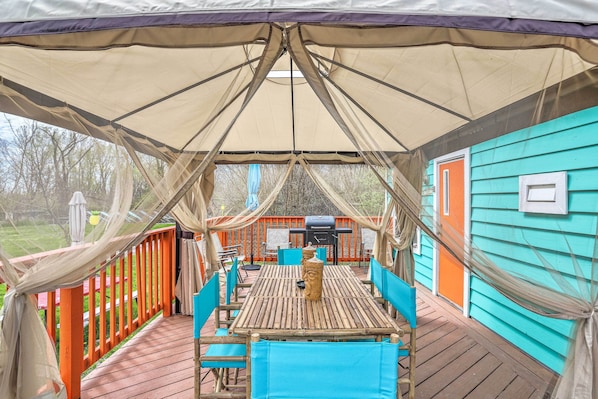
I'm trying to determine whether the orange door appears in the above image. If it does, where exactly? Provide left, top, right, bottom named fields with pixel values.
left=438, top=158, right=465, bottom=308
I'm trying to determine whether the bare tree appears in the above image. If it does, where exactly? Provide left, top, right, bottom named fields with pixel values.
left=75, top=140, right=115, bottom=209
left=47, top=127, right=93, bottom=220
left=0, top=137, right=9, bottom=194
left=0, top=115, right=385, bottom=235
left=2, top=120, right=103, bottom=233
left=273, top=165, right=339, bottom=216
left=4, top=122, right=51, bottom=218
left=210, top=164, right=250, bottom=216
left=210, top=164, right=371, bottom=217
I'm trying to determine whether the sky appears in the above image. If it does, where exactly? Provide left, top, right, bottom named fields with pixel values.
left=0, top=113, right=39, bottom=140
left=0, top=113, right=22, bottom=140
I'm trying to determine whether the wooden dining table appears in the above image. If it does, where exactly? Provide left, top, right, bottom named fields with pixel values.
left=229, top=264, right=402, bottom=340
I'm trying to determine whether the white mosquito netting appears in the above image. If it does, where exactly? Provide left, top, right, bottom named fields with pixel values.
left=0, top=1, right=597, bottom=398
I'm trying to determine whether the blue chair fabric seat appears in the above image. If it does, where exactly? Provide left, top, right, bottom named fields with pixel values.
left=277, top=247, right=327, bottom=265
left=250, top=336, right=400, bottom=399
left=202, top=328, right=246, bottom=368
left=362, top=258, right=416, bottom=398
left=370, top=257, right=387, bottom=297
left=223, top=258, right=249, bottom=323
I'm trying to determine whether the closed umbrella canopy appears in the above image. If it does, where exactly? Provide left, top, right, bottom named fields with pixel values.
left=245, top=164, right=262, bottom=269
left=68, top=191, right=87, bottom=246
left=245, top=164, right=261, bottom=211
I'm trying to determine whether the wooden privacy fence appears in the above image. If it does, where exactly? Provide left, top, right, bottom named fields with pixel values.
left=217, top=216, right=372, bottom=264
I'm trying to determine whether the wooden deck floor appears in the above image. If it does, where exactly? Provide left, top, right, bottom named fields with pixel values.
left=81, top=267, right=557, bottom=399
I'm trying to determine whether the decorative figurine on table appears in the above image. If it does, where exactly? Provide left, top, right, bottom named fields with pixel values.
left=302, top=242, right=316, bottom=280
left=304, top=256, right=323, bottom=301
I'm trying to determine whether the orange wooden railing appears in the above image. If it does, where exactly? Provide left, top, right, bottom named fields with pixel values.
left=221, top=216, right=368, bottom=264
left=33, top=226, right=176, bottom=398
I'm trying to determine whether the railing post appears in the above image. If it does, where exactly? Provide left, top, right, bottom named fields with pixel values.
left=162, top=230, right=174, bottom=317
left=59, top=285, right=84, bottom=399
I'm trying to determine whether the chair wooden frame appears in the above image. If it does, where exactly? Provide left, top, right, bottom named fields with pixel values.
left=193, top=273, right=248, bottom=399
left=383, top=268, right=417, bottom=399
left=222, top=258, right=251, bottom=326
left=362, top=257, right=416, bottom=398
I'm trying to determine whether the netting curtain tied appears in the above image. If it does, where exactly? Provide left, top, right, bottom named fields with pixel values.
left=123, top=25, right=285, bottom=278
left=0, top=145, right=134, bottom=399
left=0, top=25, right=287, bottom=398
left=174, top=239, right=203, bottom=315
left=174, top=159, right=295, bottom=279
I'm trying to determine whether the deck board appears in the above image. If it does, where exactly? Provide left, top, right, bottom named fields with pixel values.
left=81, top=266, right=556, bottom=399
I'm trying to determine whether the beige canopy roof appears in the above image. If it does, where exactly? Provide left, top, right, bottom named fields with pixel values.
left=0, top=3, right=597, bottom=162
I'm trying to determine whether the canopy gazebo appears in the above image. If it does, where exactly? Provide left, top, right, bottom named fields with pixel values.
left=0, top=2, right=597, bottom=398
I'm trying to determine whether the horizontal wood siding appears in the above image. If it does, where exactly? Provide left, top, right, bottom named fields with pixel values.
left=415, top=163, right=435, bottom=290
left=468, top=106, right=598, bottom=373
left=469, top=279, right=572, bottom=372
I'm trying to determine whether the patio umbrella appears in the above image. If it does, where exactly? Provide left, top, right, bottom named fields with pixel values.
left=245, top=164, right=261, bottom=212
left=68, top=191, right=87, bottom=246
left=244, top=164, right=261, bottom=270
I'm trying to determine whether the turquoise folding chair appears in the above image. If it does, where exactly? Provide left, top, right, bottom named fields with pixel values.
left=383, top=268, right=417, bottom=399
left=364, top=257, right=387, bottom=306
left=222, top=258, right=251, bottom=324
left=250, top=334, right=400, bottom=399
left=371, top=258, right=386, bottom=294
left=277, top=248, right=301, bottom=265
left=277, top=247, right=327, bottom=265
left=193, top=273, right=247, bottom=398
left=316, top=247, right=327, bottom=264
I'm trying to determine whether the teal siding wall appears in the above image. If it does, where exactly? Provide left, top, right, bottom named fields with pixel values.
left=469, top=107, right=598, bottom=373
left=414, top=106, right=598, bottom=374
left=414, top=163, right=434, bottom=290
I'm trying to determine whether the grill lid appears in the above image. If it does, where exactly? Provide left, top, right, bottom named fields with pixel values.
left=305, top=215, right=335, bottom=229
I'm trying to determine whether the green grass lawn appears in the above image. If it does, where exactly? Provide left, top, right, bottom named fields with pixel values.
left=1, top=223, right=68, bottom=258
left=0, top=223, right=67, bottom=309
left=1, top=222, right=175, bottom=259
left=0, top=222, right=175, bottom=372
left=0, top=222, right=174, bottom=309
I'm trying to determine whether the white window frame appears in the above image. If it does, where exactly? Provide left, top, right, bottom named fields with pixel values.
left=518, top=171, right=568, bottom=215
left=412, top=226, right=421, bottom=255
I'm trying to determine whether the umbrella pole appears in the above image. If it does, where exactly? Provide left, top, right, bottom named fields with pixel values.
left=242, top=223, right=261, bottom=270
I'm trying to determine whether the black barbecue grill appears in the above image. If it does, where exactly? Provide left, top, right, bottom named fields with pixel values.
left=305, top=215, right=336, bottom=245
left=290, top=216, right=352, bottom=264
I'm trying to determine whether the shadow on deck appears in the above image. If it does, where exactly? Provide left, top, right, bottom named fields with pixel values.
left=81, top=267, right=557, bottom=399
